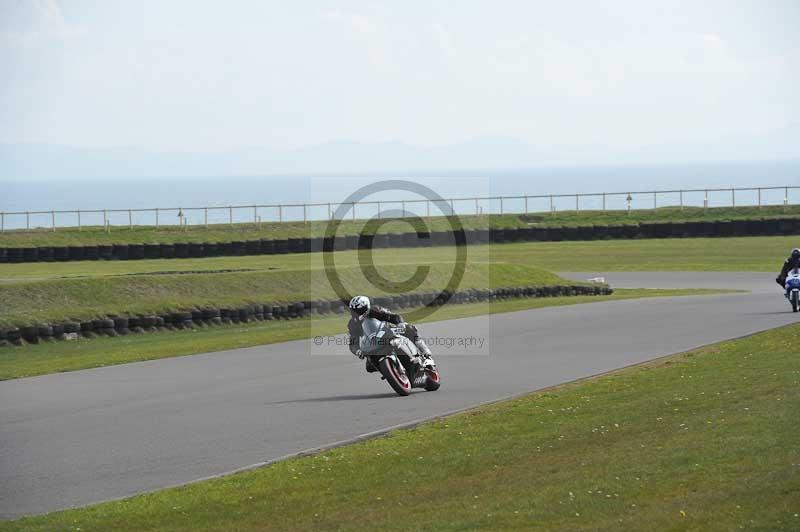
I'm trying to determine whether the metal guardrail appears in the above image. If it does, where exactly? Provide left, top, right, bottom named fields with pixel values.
left=1, top=185, right=798, bottom=232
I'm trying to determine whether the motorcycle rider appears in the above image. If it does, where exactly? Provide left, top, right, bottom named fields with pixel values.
left=776, top=248, right=800, bottom=287
left=347, top=295, right=432, bottom=372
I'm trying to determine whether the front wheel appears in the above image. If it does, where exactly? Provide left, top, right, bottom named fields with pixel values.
left=792, top=291, right=799, bottom=313
left=424, top=369, right=441, bottom=391
left=379, top=356, right=412, bottom=396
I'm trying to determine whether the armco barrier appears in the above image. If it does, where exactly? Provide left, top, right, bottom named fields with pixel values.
left=1, top=217, right=798, bottom=263
left=0, top=283, right=612, bottom=347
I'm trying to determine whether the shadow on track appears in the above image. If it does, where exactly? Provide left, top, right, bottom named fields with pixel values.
left=265, top=392, right=398, bottom=405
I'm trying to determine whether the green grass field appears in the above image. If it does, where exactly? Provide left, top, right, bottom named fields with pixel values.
left=0, top=235, right=791, bottom=327
left=4, top=322, right=797, bottom=531
left=2, top=205, right=798, bottom=247
left=0, top=288, right=723, bottom=380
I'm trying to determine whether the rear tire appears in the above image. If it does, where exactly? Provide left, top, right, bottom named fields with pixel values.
left=379, top=357, right=412, bottom=396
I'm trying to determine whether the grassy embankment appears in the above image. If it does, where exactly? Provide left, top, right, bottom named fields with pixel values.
left=0, top=236, right=792, bottom=286
left=4, top=322, right=798, bottom=531
left=1, top=205, right=798, bottom=247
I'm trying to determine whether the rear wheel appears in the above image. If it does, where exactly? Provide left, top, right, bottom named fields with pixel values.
left=379, top=357, right=412, bottom=396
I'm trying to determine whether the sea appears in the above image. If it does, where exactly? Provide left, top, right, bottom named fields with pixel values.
left=1, top=160, right=798, bottom=229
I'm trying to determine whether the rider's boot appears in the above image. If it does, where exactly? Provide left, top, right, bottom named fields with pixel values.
left=365, top=358, right=378, bottom=373
left=414, top=338, right=432, bottom=358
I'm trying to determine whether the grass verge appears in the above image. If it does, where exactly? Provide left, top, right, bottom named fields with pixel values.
left=0, top=262, right=568, bottom=327
left=2, top=205, right=798, bottom=247
left=3, top=318, right=797, bottom=531
left=0, top=288, right=728, bottom=380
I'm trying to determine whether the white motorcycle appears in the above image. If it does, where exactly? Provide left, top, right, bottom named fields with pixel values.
left=360, top=320, right=440, bottom=396
left=785, top=268, right=800, bottom=313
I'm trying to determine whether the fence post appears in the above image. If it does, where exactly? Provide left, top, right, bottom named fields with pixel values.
left=327, top=203, right=331, bottom=220
left=653, top=191, right=657, bottom=211
left=26, top=211, right=30, bottom=230
left=427, top=200, right=431, bottom=218
left=474, top=198, right=479, bottom=216
left=51, top=211, right=55, bottom=232
left=449, top=198, right=454, bottom=214
left=229, top=206, right=233, bottom=226
left=731, top=188, right=735, bottom=208
left=550, top=195, right=554, bottom=214
left=352, top=202, right=356, bottom=221
left=575, top=195, right=579, bottom=213
left=757, top=188, right=761, bottom=208
left=704, top=190, right=708, bottom=213
left=401, top=200, right=406, bottom=216
left=78, top=210, right=82, bottom=231
left=128, top=209, right=132, bottom=229
left=0, top=212, right=4, bottom=232
left=253, top=206, right=257, bottom=225
left=524, top=195, right=528, bottom=214
left=500, top=197, right=504, bottom=215
left=602, top=193, right=606, bottom=211
left=303, top=204, right=307, bottom=223
left=680, top=190, right=683, bottom=210
left=785, top=187, right=789, bottom=211
left=278, top=205, right=282, bottom=223
left=204, top=208, right=208, bottom=228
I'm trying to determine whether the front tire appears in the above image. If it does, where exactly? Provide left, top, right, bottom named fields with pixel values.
left=792, top=291, right=799, bottom=313
left=424, top=369, right=441, bottom=391
left=379, top=357, right=412, bottom=396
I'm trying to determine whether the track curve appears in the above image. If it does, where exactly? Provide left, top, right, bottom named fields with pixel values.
left=1, top=272, right=796, bottom=518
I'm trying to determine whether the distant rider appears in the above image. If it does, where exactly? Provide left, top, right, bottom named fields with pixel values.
left=347, top=295, right=432, bottom=372
left=776, top=248, right=800, bottom=287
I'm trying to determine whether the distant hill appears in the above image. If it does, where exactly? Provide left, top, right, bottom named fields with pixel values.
left=1, top=126, right=798, bottom=180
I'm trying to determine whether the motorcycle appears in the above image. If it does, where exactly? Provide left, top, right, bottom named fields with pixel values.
left=785, top=268, right=800, bottom=313
left=362, top=322, right=440, bottom=396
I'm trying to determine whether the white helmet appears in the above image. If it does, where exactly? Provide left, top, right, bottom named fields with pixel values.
left=349, top=295, right=371, bottom=319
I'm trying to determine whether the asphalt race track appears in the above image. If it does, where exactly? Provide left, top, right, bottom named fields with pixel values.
left=1, top=272, right=797, bottom=519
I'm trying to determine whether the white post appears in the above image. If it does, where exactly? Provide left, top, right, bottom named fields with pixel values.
left=352, top=202, right=356, bottom=221
left=427, top=200, right=431, bottom=217
left=524, top=196, right=528, bottom=214
left=377, top=201, right=381, bottom=219
left=78, top=210, right=82, bottom=231
left=576, top=195, right=579, bottom=213
left=550, top=195, right=554, bottom=214
left=253, top=205, right=257, bottom=225
left=0, top=212, right=4, bottom=232
left=128, top=209, right=132, bottom=229
left=731, top=188, right=735, bottom=208
left=704, top=190, right=708, bottom=212
left=303, top=204, right=307, bottom=222
left=103, top=209, right=107, bottom=228
left=155, top=208, right=159, bottom=228
left=602, top=193, right=606, bottom=211
left=278, top=205, right=283, bottom=223
left=475, top=198, right=479, bottom=216
left=51, top=211, right=56, bottom=232
left=204, top=208, right=208, bottom=228
left=327, top=203, right=331, bottom=220
left=757, top=188, right=761, bottom=208
left=229, top=206, right=233, bottom=226
left=680, top=190, right=683, bottom=210
left=653, top=192, right=657, bottom=210
left=500, top=197, right=504, bottom=215
left=401, top=200, right=406, bottom=216
left=785, top=187, right=789, bottom=210
left=26, top=211, right=30, bottom=229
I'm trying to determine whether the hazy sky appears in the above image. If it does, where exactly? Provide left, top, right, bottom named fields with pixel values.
left=1, top=0, right=798, bottom=152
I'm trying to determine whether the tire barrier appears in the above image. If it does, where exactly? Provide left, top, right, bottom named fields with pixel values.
left=0, top=283, right=612, bottom=347
left=3, top=217, right=798, bottom=264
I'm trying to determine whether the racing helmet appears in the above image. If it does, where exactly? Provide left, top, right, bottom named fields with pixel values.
left=792, top=248, right=800, bottom=259
left=349, top=295, right=371, bottom=319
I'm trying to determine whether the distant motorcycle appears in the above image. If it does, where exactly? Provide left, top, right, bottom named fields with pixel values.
left=361, top=321, right=440, bottom=396
left=785, top=268, right=800, bottom=313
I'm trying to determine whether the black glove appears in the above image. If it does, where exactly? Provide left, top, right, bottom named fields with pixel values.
left=776, top=277, right=783, bottom=286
